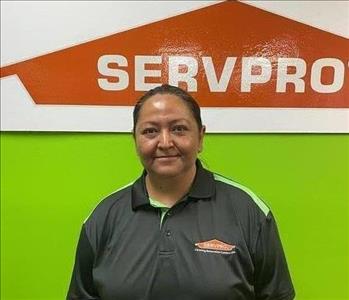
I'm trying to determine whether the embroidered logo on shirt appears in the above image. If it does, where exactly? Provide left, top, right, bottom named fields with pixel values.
left=194, top=239, right=236, bottom=255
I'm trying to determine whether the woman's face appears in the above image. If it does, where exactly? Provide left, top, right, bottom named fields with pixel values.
left=134, top=93, right=205, bottom=178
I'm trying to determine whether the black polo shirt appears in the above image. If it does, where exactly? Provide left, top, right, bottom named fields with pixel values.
left=67, top=161, right=295, bottom=300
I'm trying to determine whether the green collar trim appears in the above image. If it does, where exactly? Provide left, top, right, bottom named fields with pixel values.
left=149, top=197, right=170, bottom=209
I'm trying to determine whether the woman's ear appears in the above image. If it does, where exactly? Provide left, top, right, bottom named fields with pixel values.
left=198, top=125, right=206, bottom=153
left=133, top=131, right=140, bottom=157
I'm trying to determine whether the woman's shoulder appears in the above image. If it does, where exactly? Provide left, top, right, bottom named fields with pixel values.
left=84, top=181, right=134, bottom=225
left=212, top=172, right=271, bottom=219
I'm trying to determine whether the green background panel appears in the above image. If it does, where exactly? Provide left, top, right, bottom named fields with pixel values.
left=1, top=132, right=348, bottom=300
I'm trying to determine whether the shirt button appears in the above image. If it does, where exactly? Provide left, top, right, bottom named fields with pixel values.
left=165, top=230, right=171, bottom=237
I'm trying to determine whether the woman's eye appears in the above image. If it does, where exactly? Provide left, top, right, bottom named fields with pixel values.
left=172, top=125, right=187, bottom=133
left=142, top=128, right=158, bottom=135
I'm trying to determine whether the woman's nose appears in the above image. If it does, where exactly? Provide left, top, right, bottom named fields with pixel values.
left=158, top=130, right=174, bottom=149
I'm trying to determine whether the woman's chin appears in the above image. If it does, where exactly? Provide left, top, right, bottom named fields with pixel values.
left=148, top=164, right=184, bottom=178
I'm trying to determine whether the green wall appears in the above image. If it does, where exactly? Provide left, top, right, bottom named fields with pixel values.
left=1, top=132, right=348, bottom=300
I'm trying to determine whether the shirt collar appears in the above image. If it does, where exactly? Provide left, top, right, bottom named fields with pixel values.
left=131, top=160, right=215, bottom=210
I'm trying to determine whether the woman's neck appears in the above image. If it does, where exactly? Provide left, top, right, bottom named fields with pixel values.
left=145, top=166, right=196, bottom=207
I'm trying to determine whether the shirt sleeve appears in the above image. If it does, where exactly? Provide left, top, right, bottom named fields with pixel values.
left=66, top=224, right=100, bottom=300
left=253, top=212, right=295, bottom=300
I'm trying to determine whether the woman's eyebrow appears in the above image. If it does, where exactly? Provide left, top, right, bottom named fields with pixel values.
left=139, top=119, right=190, bottom=127
left=138, top=121, right=159, bottom=127
left=169, top=119, right=190, bottom=125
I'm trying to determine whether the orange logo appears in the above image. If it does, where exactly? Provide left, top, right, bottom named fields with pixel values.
left=195, top=239, right=236, bottom=254
left=1, top=1, right=348, bottom=108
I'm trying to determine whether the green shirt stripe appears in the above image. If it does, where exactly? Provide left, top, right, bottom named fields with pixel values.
left=213, top=174, right=270, bottom=216
left=84, top=181, right=134, bottom=223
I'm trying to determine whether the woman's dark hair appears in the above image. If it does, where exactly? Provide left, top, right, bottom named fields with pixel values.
left=133, top=84, right=202, bottom=134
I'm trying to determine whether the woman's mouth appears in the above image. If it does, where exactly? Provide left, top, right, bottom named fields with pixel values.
left=155, top=155, right=180, bottom=161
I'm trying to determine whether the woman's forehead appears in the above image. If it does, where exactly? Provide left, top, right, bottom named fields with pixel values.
left=138, top=94, right=193, bottom=117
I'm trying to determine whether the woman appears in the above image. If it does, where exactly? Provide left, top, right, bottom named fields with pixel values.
left=67, top=84, right=295, bottom=300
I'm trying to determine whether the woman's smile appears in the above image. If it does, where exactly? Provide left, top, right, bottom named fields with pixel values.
left=154, top=155, right=180, bottom=160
